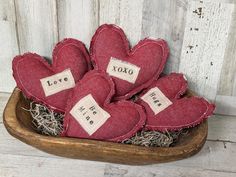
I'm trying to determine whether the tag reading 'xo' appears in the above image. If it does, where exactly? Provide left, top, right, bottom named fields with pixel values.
left=141, top=87, right=172, bottom=115
left=106, top=57, right=140, bottom=84
left=70, top=94, right=110, bottom=135
left=40, top=69, right=75, bottom=97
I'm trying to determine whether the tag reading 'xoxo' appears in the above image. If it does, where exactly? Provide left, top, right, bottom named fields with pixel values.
left=40, top=69, right=75, bottom=97
left=141, top=87, right=172, bottom=115
left=106, top=57, right=140, bottom=84
left=70, top=94, right=110, bottom=135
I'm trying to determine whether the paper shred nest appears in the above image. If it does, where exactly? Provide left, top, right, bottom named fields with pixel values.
left=22, top=102, right=64, bottom=136
left=22, top=101, right=188, bottom=147
left=122, top=129, right=188, bottom=147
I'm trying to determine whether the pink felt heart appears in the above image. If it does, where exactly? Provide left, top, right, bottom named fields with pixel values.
left=145, top=73, right=188, bottom=100
left=137, top=73, right=215, bottom=131
left=13, top=38, right=91, bottom=112
left=62, top=70, right=146, bottom=142
left=144, top=97, right=215, bottom=131
left=137, top=73, right=188, bottom=116
left=90, top=24, right=169, bottom=100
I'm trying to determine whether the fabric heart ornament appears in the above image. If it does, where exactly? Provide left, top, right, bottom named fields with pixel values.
left=143, top=97, right=215, bottom=131
left=137, top=73, right=215, bottom=131
left=62, top=70, right=146, bottom=142
left=90, top=24, right=169, bottom=100
left=13, top=38, right=91, bottom=112
left=142, top=73, right=188, bottom=102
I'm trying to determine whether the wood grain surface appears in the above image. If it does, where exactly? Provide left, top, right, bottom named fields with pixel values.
left=3, top=88, right=207, bottom=165
left=1, top=91, right=236, bottom=176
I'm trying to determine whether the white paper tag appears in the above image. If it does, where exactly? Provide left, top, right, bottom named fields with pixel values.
left=141, top=87, right=172, bottom=115
left=106, top=57, right=140, bottom=83
left=40, top=69, right=75, bottom=97
left=70, top=94, right=110, bottom=135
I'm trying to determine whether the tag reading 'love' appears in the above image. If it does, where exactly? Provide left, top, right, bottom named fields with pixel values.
left=40, top=69, right=75, bottom=97
left=13, top=38, right=91, bottom=112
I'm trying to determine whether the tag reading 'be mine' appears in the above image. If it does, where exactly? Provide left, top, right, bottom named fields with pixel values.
left=70, top=94, right=111, bottom=135
left=106, top=57, right=140, bottom=84
left=40, top=69, right=75, bottom=97
left=141, top=87, right=172, bottom=115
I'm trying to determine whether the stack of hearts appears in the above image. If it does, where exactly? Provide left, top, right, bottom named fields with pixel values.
left=12, top=24, right=215, bottom=142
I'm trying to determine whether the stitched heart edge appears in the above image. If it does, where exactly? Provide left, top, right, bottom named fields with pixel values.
left=62, top=70, right=147, bottom=142
left=144, top=97, right=215, bottom=132
left=90, top=24, right=169, bottom=100
left=12, top=38, right=91, bottom=112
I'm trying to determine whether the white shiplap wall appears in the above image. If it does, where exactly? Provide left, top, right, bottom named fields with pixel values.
left=15, top=0, right=58, bottom=58
left=0, top=0, right=235, bottom=115
left=0, top=0, right=19, bottom=92
left=99, top=0, right=144, bottom=46
left=57, top=0, right=99, bottom=47
left=141, top=0, right=188, bottom=73
left=179, top=1, right=234, bottom=101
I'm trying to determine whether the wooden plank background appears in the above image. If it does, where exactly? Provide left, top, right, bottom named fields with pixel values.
left=0, top=0, right=235, bottom=115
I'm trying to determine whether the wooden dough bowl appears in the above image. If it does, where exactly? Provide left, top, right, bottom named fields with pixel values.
left=3, top=88, right=208, bottom=165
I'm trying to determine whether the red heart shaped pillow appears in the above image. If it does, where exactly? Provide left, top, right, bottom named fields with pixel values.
left=144, top=97, right=215, bottom=131
left=62, top=70, right=146, bottom=142
left=13, top=38, right=91, bottom=112
left=137, top=73, right=188, bottom=116
left=137, top=73, right=215, bottom=131
left=90, top=24, right=169, bottom=100
left=145, top=73, right=188, bottom=101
